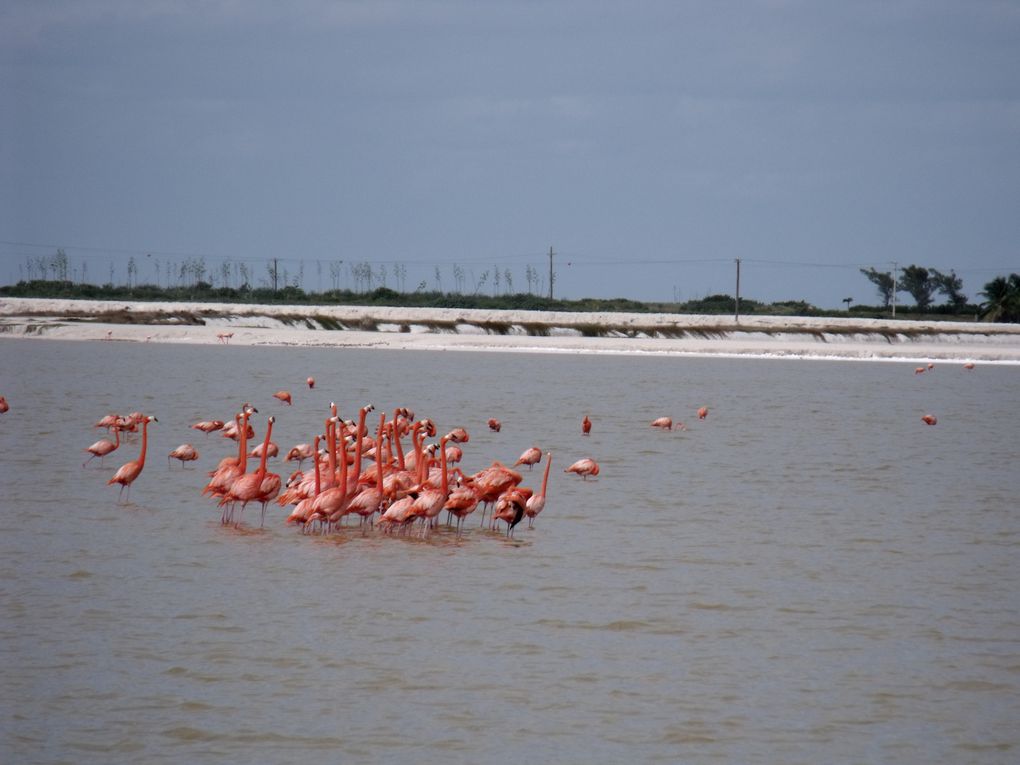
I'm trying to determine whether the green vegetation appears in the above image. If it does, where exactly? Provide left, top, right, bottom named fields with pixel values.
left=2, top=270, right=1014, bottom=322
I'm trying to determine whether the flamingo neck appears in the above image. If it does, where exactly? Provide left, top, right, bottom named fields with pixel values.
left=392, top=417, right=405, bottom=470
left=256, top=419, right=273, bottom=477
left=440, top=437, right=449, bottom=495
left=540, top=454, right=552, bottom=496
left=313, top=436, right=321, bottom=496
left=138, top=419, right=149, bottom=467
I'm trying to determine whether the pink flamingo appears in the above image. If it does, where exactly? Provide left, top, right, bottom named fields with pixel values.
left=488, top=418, right=502, bottom=432
left=697, top=407, right=709, bottom=420
left=273, top=390, right=292, bottom=405
left=220, top=415, right=278, bottom=526
left=564, top=458, right=599, bottom=480
left=525, top=453, right=553, bottom=528
left=582, top=415, right=591, bottom=435
left=514, top=446, right=542, bottom=470
left=650, top=416, right=672, bottom=430
left=0, top=395, right=9, bottom=414
left=84, top=426, right=121, bottom=468
left=108, top=415, right=157, bottom=502
left=168, top=444, right=199, bottom=468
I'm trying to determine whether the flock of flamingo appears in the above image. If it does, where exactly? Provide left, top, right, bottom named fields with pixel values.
left=79, top=379, right=611, bottom=538
left=1, top=357, right=972, bottom=537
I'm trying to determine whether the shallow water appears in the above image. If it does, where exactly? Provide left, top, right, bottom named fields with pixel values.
left=1, top=339, right=1018, bottom=764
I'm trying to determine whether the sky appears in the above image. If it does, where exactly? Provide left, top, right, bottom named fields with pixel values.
left=2, top=0, right=1018, bottom=308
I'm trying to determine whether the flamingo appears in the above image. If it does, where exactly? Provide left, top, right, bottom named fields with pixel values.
left=0, top=395, right=9, bottom=413
left=348, top=414, right=390, bottom=526
left=921, top=414, right=938, bottom=426
left=217, top=331, right=233, bottom=343
left=564, top=458, right=599, bottom=480
left=914, top=366, right=926, bottom=375
left=525, top=453, right=552, bottom=528
left=307, top=376, right=315, bottom=388
left=447, top=427, right=470, bottom=443
left=444, top=484, right=480, bottom=534
left=409, top=435, right=452, bottom=534
left=84, top=426, right=121, bottom=467
left=192, top=419, right=225, bottom=434
left=963, top=362, right=975, bottom=370
left=220, top=415, right=278, bottom=526
left=697, top=407, right=709, bottom=420
left=582, top=415, right=591, bottom=435
left=249, top=441, right=279, bottom=460
left=285, top=443, right=315, bottom=466
left=108, top=415, right=157, bottom=502
left=651, top=416, right=672, bottom=430
left=493, top=487, right=530, bottom=537
left=488, top=418, right=502, bottom=432
left=168, top=444, right=199, bottom=468
left=514, top=446, right=542, bottom=470
left=273, top=390, right=292, bottom=405
left=287, top=435, right=321, bottom=527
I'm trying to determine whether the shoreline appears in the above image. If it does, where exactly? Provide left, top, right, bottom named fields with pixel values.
left=2, top=296, right=1019, bottom=363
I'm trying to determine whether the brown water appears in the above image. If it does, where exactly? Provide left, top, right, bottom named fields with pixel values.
left=2, top=339, right=1019, bottom=764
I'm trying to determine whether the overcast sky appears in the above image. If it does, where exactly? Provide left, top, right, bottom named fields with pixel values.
left=2, top=1, right=1018, bottom=307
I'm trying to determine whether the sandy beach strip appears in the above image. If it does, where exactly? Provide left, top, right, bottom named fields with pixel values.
left=2, top=296, right=1019, bottom=363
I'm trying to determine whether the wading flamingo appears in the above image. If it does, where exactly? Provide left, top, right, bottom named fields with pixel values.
left=273, top=390, right=292, bottom=405
left=108, top=415, right=157, bottom=502
left=493, top=487, right=530, bottom=537
left=307, top=377, right=315, bottom=388
left=0, top=395, right=8, bottom=414
left=582, top=415, right=591, bottom=435
left=564, top=458, right=599, bottom=480
left=697, top=407, right=709, bottom=420
left=488, top=418, right=502, bottom=432
left=84, top=426, right=121, bottom=468
left=963, top=362, right=975, bottom=370
left=192, top=419, right=225, bottom=435
left=220, top=415, right=277, bottom=526
left=650, top=416, right=672, bottom=430
left=525, top=453, right=552, bottom=528
left=514, top=446, right=542, bottom=470
left=168, top=444, right=199, bottom=468
left=921, top=414, right=938, bottom=426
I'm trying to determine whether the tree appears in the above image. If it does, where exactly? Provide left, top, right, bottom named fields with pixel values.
left=898, top=265, right=936, bottom=312
left=860, top=267, right=895, bottom=308
left=930, top=268, right=967, bottom=309
left=979, top=274, right=1020, bottom=323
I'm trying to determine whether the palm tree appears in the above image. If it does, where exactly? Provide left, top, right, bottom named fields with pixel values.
left=979, top=274, right=1020, bottom=323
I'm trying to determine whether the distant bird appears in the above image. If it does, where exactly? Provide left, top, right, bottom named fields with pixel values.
left=963, top=362, right=975, bottom=370
left=697, top=407, right=709, bottom=420
left=564, top=458, right=600, bottom=480
left=921, top=414, right=938, bottom=426
left=306, top=377, right=315, bottom=388
left=0, top=395, right=8, bottom=414
left=217, top=331, right=233, bottom=344
left=514, top=446, right=542, bottom=470
left=168, top=444, right=199, bottom=468
left=915, top=366, right=926, bottom=375
left=84, top=426, right=121, bottom=467
left=927, top=362, right=935, bottom=370
left=273, top=390, right=292, bottom=405
left=582, top=415, right=591, bottom=435
left=108, top=415, right=157, bottom=502
left=488, top=418, right=502, bottom=432
left=650, top=416, right=672, bottom=430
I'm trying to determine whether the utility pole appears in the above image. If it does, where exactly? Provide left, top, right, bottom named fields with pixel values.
left=734, top=258, right=741, bottom=323
left=548, top=246, right=554, bottom=300
left=891, top=261, right=897, bottom=318
left=273, top=258, right=279, bottom=292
